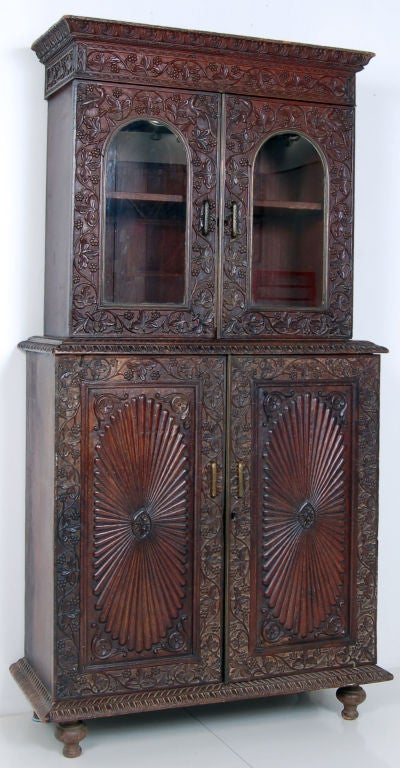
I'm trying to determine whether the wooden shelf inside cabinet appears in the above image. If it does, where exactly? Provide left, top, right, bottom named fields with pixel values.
left=108, top=192, right=185, bottom=203
left=254, top=200, right=323, bottom=212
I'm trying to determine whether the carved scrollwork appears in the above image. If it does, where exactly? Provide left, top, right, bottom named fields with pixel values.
left=72, top=83, right=219, bottom=337
left=55, top=354, right=224, bottom=698
left=222, top=98, right=354, bottom=338
left=227, top=355, right=380, bottom=681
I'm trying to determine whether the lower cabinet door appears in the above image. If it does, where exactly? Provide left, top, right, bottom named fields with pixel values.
left=227, top=354, right=380, bottom=682
left=54, top=354, right=226, bottom=698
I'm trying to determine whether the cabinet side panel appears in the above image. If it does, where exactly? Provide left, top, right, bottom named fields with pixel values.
left=44, top=86, right=74, bottom=337
left=25, top=351, right=55, bottom=690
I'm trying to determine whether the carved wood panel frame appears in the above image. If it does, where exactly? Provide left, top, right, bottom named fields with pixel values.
left=221, top=97, right=355, bottom=338
left=72, top=82, right=220, bottom=337
left=54, top=354, right=225, bottom=698
left=227, top=354, right=380, bottom=682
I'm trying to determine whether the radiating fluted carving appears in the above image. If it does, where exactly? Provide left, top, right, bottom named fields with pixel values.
left=93, top=395, right=189, bottom=652
left=263, top=393, right=346, bottom=638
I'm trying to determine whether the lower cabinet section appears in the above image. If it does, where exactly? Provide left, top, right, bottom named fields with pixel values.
left=11, top=342, right=392, bottom=757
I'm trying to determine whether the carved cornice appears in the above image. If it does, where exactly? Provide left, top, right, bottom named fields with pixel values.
left=10, top=656, right=392, bottom=722
left=18, top=336, right=388, bottom=356
left=32, top=17, right=374, bottom=103
left=32, top=16, right=374, bottom=72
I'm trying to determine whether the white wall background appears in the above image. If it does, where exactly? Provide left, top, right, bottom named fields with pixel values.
left=1, top=0, right=399, bottom=716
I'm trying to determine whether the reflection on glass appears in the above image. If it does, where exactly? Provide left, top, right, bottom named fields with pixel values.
left=104, top=120, right=187, bottom=306
left=251, top=133, right=325, bottom=309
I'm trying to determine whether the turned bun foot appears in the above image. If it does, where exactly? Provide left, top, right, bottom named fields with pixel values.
left=55, top=721, right=88, bottom=758
left=336, top=685, right=366, bottom=720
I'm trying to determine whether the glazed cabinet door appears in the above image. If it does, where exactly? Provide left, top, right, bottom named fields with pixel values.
left=227, top=354, right=380, bottom=682
left=54, top=354, right=225, bottom=699
left=72, top=82, right=220, bottom=338
left=220, top=95, right=354, bottom=339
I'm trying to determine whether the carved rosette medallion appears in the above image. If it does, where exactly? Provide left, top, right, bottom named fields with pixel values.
left=93, top=395, right=189, bottom=654
left=72, top=82, right=219, bottom=337
left=261, top=392, right=347, bottom=642
left=221, top=97, right=354, bottom=338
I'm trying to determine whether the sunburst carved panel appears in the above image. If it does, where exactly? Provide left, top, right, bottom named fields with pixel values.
left=93, top=395, right=189, bottom=654
left=226, top=355, right=380, bottom=684
left=261, top=392, right=347, bottom=642
left=53, top=355, right=225, bottom=698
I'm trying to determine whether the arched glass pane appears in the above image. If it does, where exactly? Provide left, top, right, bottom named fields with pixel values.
left=251, top=133, right=325, bottom=309
left=104, top=120, right=187, bottom=305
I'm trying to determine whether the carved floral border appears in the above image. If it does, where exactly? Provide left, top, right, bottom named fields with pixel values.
left=222, top=98, right=355, bottom=338
left=72, top=82, right=219, bottom=337
left=228, top=355, right=380, bottom=681
left=32, top=17, right=372, bottom=105
left=54, top=354, right=225, bottom=698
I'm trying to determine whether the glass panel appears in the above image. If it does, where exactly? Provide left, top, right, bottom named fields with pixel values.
left=104, top=120, right=187, bottom=306
left=251, top=133, right=325, bottom=309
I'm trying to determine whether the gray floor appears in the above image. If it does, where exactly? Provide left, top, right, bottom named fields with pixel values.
left=1, top=670, right=398, bottom=766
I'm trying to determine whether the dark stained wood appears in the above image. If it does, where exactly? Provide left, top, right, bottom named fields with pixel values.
left=336, top=686, right=367, bottom=720
left=10, top=16, right=392, bottom=758
left=30, top=17, right=371, bottom=340
left=55, top=722, right=88, bottom=758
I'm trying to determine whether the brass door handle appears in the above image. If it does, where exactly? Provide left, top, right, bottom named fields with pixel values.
left=210, top=461, right=217, bottom=498
left=231, top=201, right=239, bottom=238
left=237, top=461, right=244, bottom=498
left=202, top=200, right=210, bottom=236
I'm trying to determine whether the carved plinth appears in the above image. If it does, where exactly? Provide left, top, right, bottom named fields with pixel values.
left=336, top=685, right=367, bottom=720
left=55, top=721, right=88, bottom=758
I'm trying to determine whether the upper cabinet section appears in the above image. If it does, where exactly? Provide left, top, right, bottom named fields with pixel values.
left=33, top=17, right=374, bottom=339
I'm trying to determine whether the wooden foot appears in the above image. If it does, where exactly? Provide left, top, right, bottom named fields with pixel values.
left=55, top=721, right=88, bottom=758
left=336, top=685, right=366, bottom=720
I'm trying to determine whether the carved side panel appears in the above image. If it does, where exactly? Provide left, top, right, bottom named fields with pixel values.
left=227, top=355, right=380, bottom=682
left=54, top=355, right=225, bottom=699
left=221, top=97, right=354, bottom=338
left=72, top=82, right=219, bottom=337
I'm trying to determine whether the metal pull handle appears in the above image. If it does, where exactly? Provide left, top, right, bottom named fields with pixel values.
left=231, top=201, right=239, bottom=238
left=202, top=200, right=210, bottom=236
left=237, top=461, right=244, bottom=498
left=210, top=462, right=217, bottom=498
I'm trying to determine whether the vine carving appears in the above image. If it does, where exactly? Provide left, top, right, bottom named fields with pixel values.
left=55, top=354, right=225, bottom=697
left=228, top=355, right=380, bottom=681
left=222, top=98, right=354, bottom=338
left=72, top=83, right=219, bottom=337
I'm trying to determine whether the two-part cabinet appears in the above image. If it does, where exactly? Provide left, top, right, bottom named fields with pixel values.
left=11, top=16, right=391, bottom=757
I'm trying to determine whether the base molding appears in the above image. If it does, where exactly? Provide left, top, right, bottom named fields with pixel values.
left=10, top=657, right=393, bottom=723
